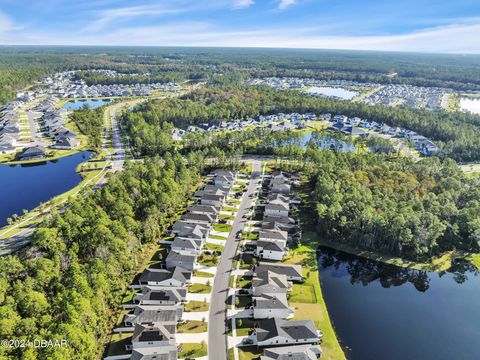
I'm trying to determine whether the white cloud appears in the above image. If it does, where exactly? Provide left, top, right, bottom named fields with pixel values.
left=232, top=0, right=254, bottom=9
left=89, top=4, right=186, bottom=31
left=2, top=13, right=480, bottom=54
left=278, top=0, right=298, bottom=10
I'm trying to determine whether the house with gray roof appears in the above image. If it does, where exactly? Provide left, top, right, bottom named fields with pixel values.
left=17, top=145, right=46, bottom=160
left=133, top=286, right=187, bottom=306
left=171, top=237, right=203, bottom=255
left=252, top=271, right=291, bottom=297
left=252, top=293, right=293, bottom=319
left=123, top=305, right=182, bottom=327
left=254, top=318, right=320, bottom=347
left=126, top=322, right=176, bottom=356
left=165, top=250, right=197, bottom=271
left=255, top=263, right=303, bottom=282
left=261, top=344, right=322, bottom=360
left=138, top=267, right=191, bottom=287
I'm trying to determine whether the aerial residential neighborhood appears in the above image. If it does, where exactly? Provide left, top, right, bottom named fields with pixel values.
left=1, top=2, right=480, bottom=360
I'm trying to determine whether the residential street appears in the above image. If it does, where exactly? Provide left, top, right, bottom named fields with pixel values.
left=208, top=160, right=261, bottom=360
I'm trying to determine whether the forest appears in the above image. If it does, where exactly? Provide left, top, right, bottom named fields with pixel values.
left=70, top=106, right=104, bottom=148
left=124, top=87, right=480, bottom=161
left=304, top=149, right=480, bottom=260
left=0, top=153, right=205, bottom=359
left=2, top=46, right=480, bottom=106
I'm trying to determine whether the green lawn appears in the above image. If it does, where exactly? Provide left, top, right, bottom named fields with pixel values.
left=106, top=333, right=132, bottom=357
left=188, top=283, right=212, bottom=294
left=204, top=242, right=224, bottom=252
left=213, top=223, right=232, bottom=233
left=228, top=347, right=262, bottom=360
left=209, top=234, right=228, bottom=240
left=289, top=283, right=316, bottom=303
left=227, top=318, right=255, bottom=336
left=193, top=270, right=215, bottom=278
left=235, top=295, right=252, bottom=309
left=198, top=253, right=219, bottom=266
left=177, top=320, right=208, bottom=333
left=184, top=300, right=209, bottom=312
left=222, top=206, right=238, bottom=212
left=235, top=275, right=252, bottom=289
left=219, top=214, right=235, bottom=221
left=178, top=343, right=208, bottom=358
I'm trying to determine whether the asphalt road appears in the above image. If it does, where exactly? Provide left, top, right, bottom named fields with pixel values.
left=208, top=160, right=261, bottom=360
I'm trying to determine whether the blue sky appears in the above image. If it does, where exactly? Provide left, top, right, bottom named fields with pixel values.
left=0, top=0, right=479, bottom=53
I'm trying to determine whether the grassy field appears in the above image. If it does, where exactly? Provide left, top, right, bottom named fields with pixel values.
left=188, top=283, right=212, bottom=294
left=204, top=242, right=224, bottom=252
left=184, top=300, right=209, bottom=312
left=179, top=343, right=208, bottom=358
left=228, top=346, right=261, bottom=360
left=193, top=270, right=215, bottom=278
left=198, top=253, right=219, bottom=266
left=213, top=223, right=232, bottom=233
left=177, top=320, right=208, bottom=333
left=209, top=234, right=228, bottom=240
left=284, top=244, right=346, bottom=360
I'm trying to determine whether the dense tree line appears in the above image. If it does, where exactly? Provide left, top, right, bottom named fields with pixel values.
left=124, top=87, right=480, bottom=161
left=304, top=150, right=480, bottom=260
left=70, top=106, right=105, bottom=148
left=2, top=46, right=480, bottom=107
left=0, top=153, right=205, bottom=359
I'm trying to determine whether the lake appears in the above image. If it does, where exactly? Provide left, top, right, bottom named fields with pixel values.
left=318, top=246, right=480, bottom=360
left=460, top=97, right=480, bottom=115
left=305, top=86, right=358, bottom=100
left=300, top=132, right=355, bottom=152
left=63, top=98, right=114, bottom=110
left=0, top=151, right=91, bottom=227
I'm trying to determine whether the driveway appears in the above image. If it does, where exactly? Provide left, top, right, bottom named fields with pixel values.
left=208, top=160, right=261, bottom=360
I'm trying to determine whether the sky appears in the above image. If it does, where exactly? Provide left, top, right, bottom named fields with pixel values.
left=0, top=0, right=479, bottom=53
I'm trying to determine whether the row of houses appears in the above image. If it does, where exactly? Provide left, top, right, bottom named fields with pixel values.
left=359, top=84, right=449, bottom=110
left=0, top=102, right=21, bottom=154
left=244, top=77, right=378, bottom=91
left=245, top=77, right=451, bottom=111
left=237, top=171, right=322, bottom=358
left=171, top=112, right=315, bottom=140
left=35, top=97, right=80, bottom=150
left=106, top=169, right=238, bottom=360
left=325, top=114, right=440, bottom=156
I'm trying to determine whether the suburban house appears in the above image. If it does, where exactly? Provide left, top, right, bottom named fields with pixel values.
left=252, top=293, right=293, bottom=319
left=252, top=271, right=291, bottom=297
left=256, top=240, right=286, bottom=261
left=172, top=223, right=209, bottom=240
left=130, top=345, right=178, bottom=360
left=254, top=263, right=303, bottom=282
left=138, top=267, right=191, bottom=287
left=260, top=344, right=322, bottom=360
left=165, top=250, right=197, bottom=271
left=253, top=318, right=320, bottom=347
left=200, top=193, right=225, bottom=207
left=123, top=305, right=182, bottom=327
left=126, top=322, right=176, bottom=351
left=181, top=212, right=216, bottom=225
left=17, top=145, right=46, bottom=160
left=264, top=203, right=289, bottom=218
left=187, top=204, right=220, bottom=216
left=171, top=237, right=203, bottom=255
left=132, top=286, right=187, bottom=306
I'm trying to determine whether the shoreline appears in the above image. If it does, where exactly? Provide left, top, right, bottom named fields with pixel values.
left=304, top=232, right=479, bottom=272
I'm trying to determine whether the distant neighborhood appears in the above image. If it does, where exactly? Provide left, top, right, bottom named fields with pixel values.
left=171, top=111, right=439, bottom=157
left=246, top=77, right=451, bottom=111
left=0, top=69, right=183, bottom=161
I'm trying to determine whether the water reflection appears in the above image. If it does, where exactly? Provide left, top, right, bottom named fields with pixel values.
left=318, top=246, right=478, bottom=292
left=317, top=246, right=480, bottom=360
